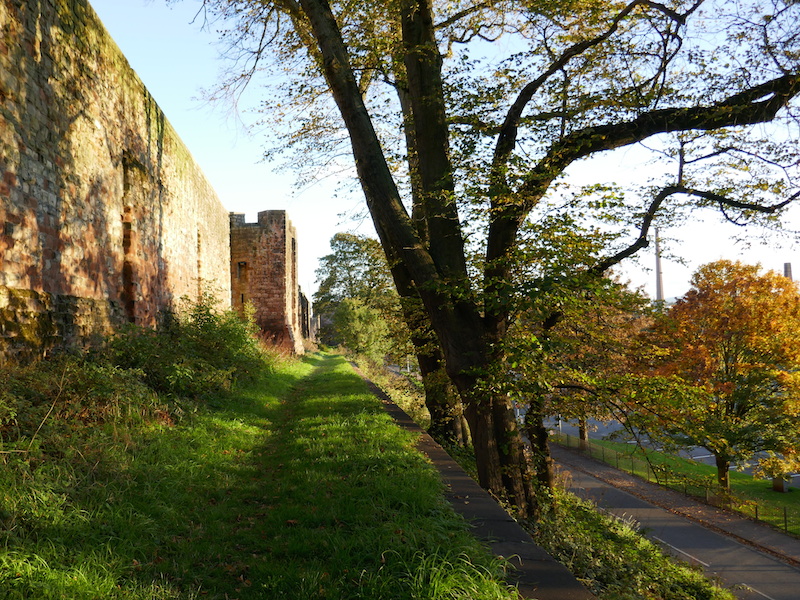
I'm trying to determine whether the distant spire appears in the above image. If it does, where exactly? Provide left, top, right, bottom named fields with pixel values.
left=655, top=227, right=664, bottom=301
left=785, top=262, right=793, bottom=281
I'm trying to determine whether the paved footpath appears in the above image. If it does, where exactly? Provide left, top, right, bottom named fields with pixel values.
left=552, top=444, right=800, bottom=600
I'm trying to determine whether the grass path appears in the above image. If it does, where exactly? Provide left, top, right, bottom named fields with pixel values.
left=0, top=352, right=517, bottom=599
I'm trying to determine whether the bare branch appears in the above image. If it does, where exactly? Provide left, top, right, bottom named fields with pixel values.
left=590, top=183, right=798, bottom=276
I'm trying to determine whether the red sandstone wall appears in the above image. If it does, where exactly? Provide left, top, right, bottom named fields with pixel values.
left=0, top=0, right=231, bottom=358
left=230, top=211, right=304, bottom=354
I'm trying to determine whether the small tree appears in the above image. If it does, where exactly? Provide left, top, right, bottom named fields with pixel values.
left=648, top=260, right=800, bottom=490
left=314, top=233, right=401, bottom=348
left=331, top=297, right=391, bottom=364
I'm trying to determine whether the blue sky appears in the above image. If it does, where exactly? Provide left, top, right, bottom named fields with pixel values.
left=88, top=0, right=800, bottom=300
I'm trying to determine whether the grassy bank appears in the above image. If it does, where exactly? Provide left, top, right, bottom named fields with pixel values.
left=0, top=352, right=516, bottom=599
left=346, top=356, right=734, bottom=600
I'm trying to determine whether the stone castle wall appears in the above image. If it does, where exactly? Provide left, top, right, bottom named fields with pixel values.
left=230, top=211, right=305, bottom=355
left=0, top=0, right=231, bottom=359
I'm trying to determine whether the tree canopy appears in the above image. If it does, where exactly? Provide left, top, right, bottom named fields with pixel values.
left=643, top=260, right=800, bottom=490
left=188, top=0, right=800, bottom=516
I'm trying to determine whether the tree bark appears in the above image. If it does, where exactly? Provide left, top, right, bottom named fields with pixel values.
left=579, top=419, right=590, bottom=451
left=297, top=0, right=536, bottom=516
left=397, top=0, right=534, bottom=508
left=392, top=40, right=465, bottom=447
left=715, top=454, right=731, bottom=490
left=418, top=353, right=467, bottom=446
left=394, top=270, right=467, bottom=446
left=525, top=401, right=555, bottom=493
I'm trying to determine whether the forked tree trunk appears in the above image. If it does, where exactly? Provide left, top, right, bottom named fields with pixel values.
left=297, top=0, right=537, bottom=517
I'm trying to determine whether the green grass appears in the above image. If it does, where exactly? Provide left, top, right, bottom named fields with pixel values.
left=534, top=490, right=735, bottom=600
left=555, top=434, right=800, bottom=536
left=340, top=353, right=737, bottom=599
left=0, top=353, right=517, bottom=599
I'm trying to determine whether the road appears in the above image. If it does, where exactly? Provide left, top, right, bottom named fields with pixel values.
left=546, top=417, right=800, bottom=490
left=556, top=458, right=800, bottom=600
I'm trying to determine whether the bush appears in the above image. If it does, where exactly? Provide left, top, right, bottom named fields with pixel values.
left=108, top=294, right=275, bottom=398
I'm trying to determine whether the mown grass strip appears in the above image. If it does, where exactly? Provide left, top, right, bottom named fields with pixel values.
left=1, top=352, right=517, bottom=599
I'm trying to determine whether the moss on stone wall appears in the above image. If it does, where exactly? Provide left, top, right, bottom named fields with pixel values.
left=0, top=0, right=232, bottom=362
left=0, top=285, right=124, bottom=361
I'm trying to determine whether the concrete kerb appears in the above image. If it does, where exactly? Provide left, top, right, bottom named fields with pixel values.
left=358, top=375, right=596, bottom=600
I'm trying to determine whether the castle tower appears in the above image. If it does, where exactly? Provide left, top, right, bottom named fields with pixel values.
left=229, top=211, right=304, bottom=354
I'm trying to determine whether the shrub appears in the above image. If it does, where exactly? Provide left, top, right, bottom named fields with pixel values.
left=108, top=294, right=275, bottom=398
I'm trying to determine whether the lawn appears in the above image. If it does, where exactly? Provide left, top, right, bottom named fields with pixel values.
left=0, top=352, right=517, bottom=600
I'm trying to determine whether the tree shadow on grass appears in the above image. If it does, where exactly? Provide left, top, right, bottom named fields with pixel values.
left=1, top=353, right=508, bottom=599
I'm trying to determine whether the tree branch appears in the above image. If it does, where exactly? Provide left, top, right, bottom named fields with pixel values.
left=491, top=0, right=649, bottom=181
left=527, top=73, right=800, bottom=197
left=488, top=73, right=800, bottom=268
left=435, top=1, right=496, bottom=30
left=590, top=183, right=798, bottom=276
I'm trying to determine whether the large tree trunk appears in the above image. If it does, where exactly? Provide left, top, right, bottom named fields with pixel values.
left=525, top=399, right=555, bottom=492
left=418, top=353, right=468, bottom=446
left=399, top=0, right=535, bottom=513
left=493, top=393, right=537, bottom=512
left=399, top=281, right=467, bottom=446
left=297, top=0, right=536, bottom=517
left=393, top=57, right=465, bottom=447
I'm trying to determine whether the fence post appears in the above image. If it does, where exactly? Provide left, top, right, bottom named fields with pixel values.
left=755, top=505, right=759, bottom=521
left=785, top=507, right=789, bottom=533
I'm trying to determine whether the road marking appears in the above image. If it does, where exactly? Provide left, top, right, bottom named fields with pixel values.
left=742, top=584, right=778, bottom=600
left=652, top=536, right=710, bottom=567
left=692, top=454, right=714, bottom=459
